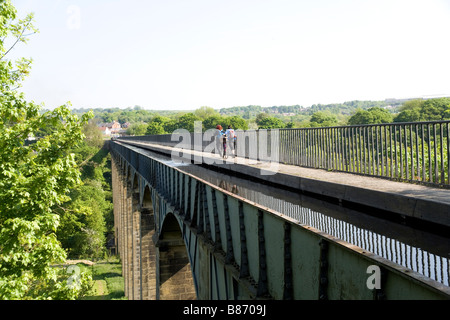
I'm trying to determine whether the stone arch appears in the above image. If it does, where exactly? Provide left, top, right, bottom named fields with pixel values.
left=141, top=184, right=153, bottom=210
left=157, top=213, right=196, bottom=300
left=130, top=171, right=139, bottom=192
left=139, top=184, right=156, bottom=300
left=127, top=167, right=138, bottom=192
left=160, top=213, right=182, bottom=240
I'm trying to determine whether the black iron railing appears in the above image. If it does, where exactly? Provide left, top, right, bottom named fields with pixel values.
left=277, top=121, right=450, bottom=187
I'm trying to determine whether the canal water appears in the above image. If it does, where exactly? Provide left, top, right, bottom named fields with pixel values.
left=135, top=145, right=450, bottom=287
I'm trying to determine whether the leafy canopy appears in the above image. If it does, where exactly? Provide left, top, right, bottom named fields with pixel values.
left=0, top=0, right=93, bottom=299
left=348, top=107, right=393, bottom=125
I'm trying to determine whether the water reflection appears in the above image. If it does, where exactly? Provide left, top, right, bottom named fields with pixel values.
left=250, top=193, right=449, bottom=286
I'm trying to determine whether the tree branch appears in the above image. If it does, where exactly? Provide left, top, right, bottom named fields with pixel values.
left=1, top=20, right=32, bottom=60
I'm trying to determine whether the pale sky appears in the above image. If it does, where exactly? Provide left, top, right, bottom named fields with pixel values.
left=11, top=0, right=450, bottom=110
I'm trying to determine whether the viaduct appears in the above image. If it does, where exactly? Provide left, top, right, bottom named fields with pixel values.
left=110, top=124, right=450, bottom=300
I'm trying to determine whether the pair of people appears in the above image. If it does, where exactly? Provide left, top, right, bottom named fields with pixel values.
left=216, top=125, right=236, bottom=158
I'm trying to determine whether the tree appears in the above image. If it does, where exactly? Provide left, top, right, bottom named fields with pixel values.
left=366, top=107, right=393, bottom=124
left=420, top=97, right=450, bottom=121
left=146, top=122, right=166, bottom=135
left=309, top=111, right=338, bottom=127
left=126, top=122, right=148, bottom=136
left=255, top=112, right=270, bottom=125
left=257, top=116, right=286, bottom=129
left=83, top=120, right=104, bottom=149
left=176, top=113, right=202, bottom=132
left=0, top=1, right=92, bottom=299
left=194, top=106, right=220, bottom=120
left=56, top=133, right=113, bottom=261
left=203, top=115, right=225, bottom=131
left=394, top=108, right=421, bottom=123
left=145, top=115, right=176, bottom=135
left=203, top=115, right=249, bottom=131
left=57, top=179, right=108, bottom=259
left=100, top=111, right=114, bottom=123
left=347, top=109, right=371, bottom=125
left=225, top=115, right=248, bottom=130
left=398, top=99, right=425, bottom=112
left=394, top=98, right=450, bottom=122
left=285, top=122, right=295, bottom=128
left=394, top=99, right=424, bottom=122
left=348, top=107, right=393, bottom=125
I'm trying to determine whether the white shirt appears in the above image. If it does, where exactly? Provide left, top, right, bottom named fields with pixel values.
left=225, top=128, right=235, bottom=139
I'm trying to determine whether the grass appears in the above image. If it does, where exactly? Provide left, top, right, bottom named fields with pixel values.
left=79, top=257, right=127, bottom=300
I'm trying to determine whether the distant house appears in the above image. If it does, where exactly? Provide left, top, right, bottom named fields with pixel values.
left=98, top=126, right=111, bottom=135
left=122, top=122, right=131, bottom=129
left=109, top=121, right=122, bottom=134
left=97, top=120, right=122, bottom=136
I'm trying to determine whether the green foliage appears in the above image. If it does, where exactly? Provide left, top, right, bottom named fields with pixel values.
left=394, top=98, right=450, bottom=122
left=27, top=264, right=93, bottom=300
left=79, top=259, right=125, bottom=300
left=0, top=94, right=93, bottom=299
left=142, top=108, right=251, bottom=135
left=202, top=114, right=249, bottom=131
left=0, top=100, right=92, bottom=299
left=177, top=113, right=202, bottom=132
left=0, top=1, right=94, bottom=299
left=419, top=98, right=450, bottom=121
left=194, top=106, right=220, bottom=120
left=145, top=115, right=177, bottom=135
left=309, top=100, right=392, bottom=116
left=385, top=138, right=448, bottom=183
left=56, top=180, right=109, bottom=259
left=255, top=112, right=269, bottom=124
left=219, top=105, right=263, bottom=118
left=0, top=4, right=38, bottom=91
left=394, top=108, right=421, bottom=123
left=202, top=115, right=224, bottom=130
left=146, top=122, right=166, bottom=135
left=126, top=122, right=148, bottom=136
left=226, top=115, right=249, bottom=130
left=348, top=107, right=393, bottom=125
left=83, top=121, right=104, bottom=149
left=398, top=99, right=425, bottom=112
left=309, top=111, right=338, bottom=127
left=57, top=142, right=113, bottom=260
left=257, top=115, right=286, bottom=129
left=394, top=99, right=425, bottom=123
left=78, top=107, right=155, bottom=124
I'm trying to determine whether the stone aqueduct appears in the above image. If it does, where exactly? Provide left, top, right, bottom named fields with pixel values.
left=110, top=141, right=450, bottom=300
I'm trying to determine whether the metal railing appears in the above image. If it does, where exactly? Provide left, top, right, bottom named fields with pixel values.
left=118, top=120, right=450, bottom=188
left=278, top=121, right=450, bottom=187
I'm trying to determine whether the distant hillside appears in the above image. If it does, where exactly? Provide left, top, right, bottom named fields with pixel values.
left=219, top=105, right=305, bottom=119
left=219, top=100, right=403, bottom=118
left=307, top=100, right=399, bottom=116
left=67, top=97, right=442, bottom=124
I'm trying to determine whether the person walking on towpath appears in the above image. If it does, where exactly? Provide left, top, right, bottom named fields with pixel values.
left=215, top=125, right=224, bottom=157
left=225, top=125, right=236, bottom=157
